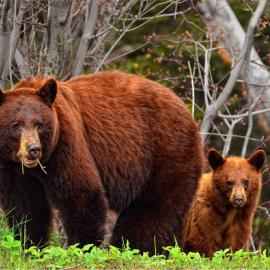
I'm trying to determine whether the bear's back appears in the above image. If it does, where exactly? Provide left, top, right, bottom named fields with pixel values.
left=66, top=71, right=191, bottom=122
left=66, top=71, right=199, bottom=157
left=65, top=71, right=203, bottom=211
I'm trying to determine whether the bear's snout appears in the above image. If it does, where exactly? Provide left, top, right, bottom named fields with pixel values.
left=230, top=193, right=246, bottom=208
left=233, top=196, right=244, bottom=207
left=27, top=143, right=42, bottom=160
left=229, top=183, right=247, bottom=208
left=17, top=129, right=42, bottom=168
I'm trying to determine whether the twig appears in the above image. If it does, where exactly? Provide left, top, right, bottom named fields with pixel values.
left=218, top=108, right=270, bottom=119
left=241, top=46, right=254, bottom=157
left=222, top=118, right=242, bottom=156
left=200, top=132, right=264, bottom=142
left=188, top=61, right=195, bottom=118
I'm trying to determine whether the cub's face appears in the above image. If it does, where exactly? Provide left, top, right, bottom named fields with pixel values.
left=208, top=149, right=265, bottom=208
left=0, top=78, right=58, bottom=169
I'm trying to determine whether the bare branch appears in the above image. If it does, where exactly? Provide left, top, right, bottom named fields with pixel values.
left=218, top=108, right=270, bottom=119
left=222, top=118, right=242, bottom=156
left=200, top=132, right=264, bottom=143
left=241, top=46, right=254, bottom=157
left=188, top=61, right=195, bottom=118
left=199, top=0, right=267, bottom=144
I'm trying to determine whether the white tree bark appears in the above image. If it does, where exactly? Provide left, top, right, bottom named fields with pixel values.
left=72, top=0, right=100, bottom=76
left=14, top=48, right=30, bottom=77
left=9, top=0, right=26, bottom=86
left=0, top=0, right=12, bottom=88
left=45, top=0, right=73, bottom=77
left=0, top=0, right=30, bottom=86
left=199, top=0, right=270, bottom=88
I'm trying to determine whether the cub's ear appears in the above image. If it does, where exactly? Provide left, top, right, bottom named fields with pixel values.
left=247, top=149, right=266, bottom=171
left=37, top=78, right=57, bottom=105
left=208, top=148, right=225, bottom=170
left=0, top=89, right=4, bottom=104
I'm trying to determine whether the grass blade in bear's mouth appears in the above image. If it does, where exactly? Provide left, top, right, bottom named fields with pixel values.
left=20, top=159, right=37, bottom=175
left=21, top=160, right=24, bottom=174
left=38, top=160, right=47, bottom=174
left=24, top=159, right=38, bottom=166
left=22, top=158, right=39, bottom=169
left=20, top=159, right=47, bottom=174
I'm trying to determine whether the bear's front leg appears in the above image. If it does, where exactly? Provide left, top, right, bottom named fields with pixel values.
left=48, top=155, right=108, bottom=247
left=0, top=169, right=52, bottom=247
left=59, top=186, right=108, bottom=247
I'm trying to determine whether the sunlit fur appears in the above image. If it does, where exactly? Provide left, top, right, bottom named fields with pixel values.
left=182, top=149, right=265, bottom=258
left=0, top=71, right=203, bottom=253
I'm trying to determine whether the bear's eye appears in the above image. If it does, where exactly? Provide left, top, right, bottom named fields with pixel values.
left=226, top=180, right=234, bottom=188
left=35, top=122, right=44, bottom=130
left=12, top=122, right=21, bottom=131
left=243, top=179, right=249, bottom=189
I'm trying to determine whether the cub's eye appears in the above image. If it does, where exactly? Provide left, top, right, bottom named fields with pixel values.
left=226, top=180, right=234, bottom=188
left=243, top=179, right=249, bottom=188
left=12, top=122, right=21, bottom=131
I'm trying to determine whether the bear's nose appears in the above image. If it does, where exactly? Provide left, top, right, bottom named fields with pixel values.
left=234, top=197, right=244, bottom=206
left=28, top=144, right=41, bottom=159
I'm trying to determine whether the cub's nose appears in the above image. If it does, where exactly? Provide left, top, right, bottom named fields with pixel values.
left=234, top=197, right=244, bottom=206
left=27, top=144, right=41, bottom=159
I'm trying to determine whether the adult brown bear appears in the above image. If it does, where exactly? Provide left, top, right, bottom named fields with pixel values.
left=0, top=71, right=203, bottom=254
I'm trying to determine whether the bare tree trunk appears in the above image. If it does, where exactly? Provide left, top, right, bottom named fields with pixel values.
left=0, top=0, right=12, bottom=88
left=9, top=0, right=26, bottom=86
left=72, top=0, right=99, bottom=76
left=15, top=47, right=31, bottom=78
left=45, top=0, right=73, bottom=77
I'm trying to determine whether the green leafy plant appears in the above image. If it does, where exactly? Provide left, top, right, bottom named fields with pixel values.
left=1, top=217, right=270, bottom=269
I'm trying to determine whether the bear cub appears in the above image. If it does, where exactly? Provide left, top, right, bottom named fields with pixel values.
left=182, top=148, right=265, bottom=258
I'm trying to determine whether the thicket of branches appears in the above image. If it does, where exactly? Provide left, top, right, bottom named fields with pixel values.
left=1, top=0, right=270, bottom=251
left=0, top=0, right=191, bottom=85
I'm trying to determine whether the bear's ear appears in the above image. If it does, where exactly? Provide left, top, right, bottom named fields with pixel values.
left=208, top=148, right=225, bottom=170
left=37, top=78, right=57, bottom=105
left=247, top=149, right=265, bottom=171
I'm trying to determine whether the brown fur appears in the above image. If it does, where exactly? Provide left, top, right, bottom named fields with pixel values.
left=0, top=71, right=203, bottom=254
left=182, top=149, right=265, bottom=258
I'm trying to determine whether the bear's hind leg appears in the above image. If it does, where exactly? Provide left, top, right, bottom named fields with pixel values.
left=110, top=160, right=201, bottom=255
left=110, top=198, right=182, bottom=255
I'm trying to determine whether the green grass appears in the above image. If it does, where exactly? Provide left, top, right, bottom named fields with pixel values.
left=1, top=236, right=270, bottom=269
left=1, top=217, right=270, bottom=269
